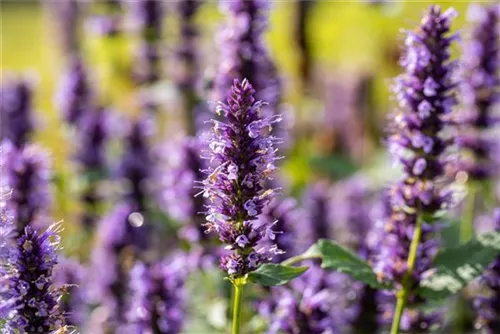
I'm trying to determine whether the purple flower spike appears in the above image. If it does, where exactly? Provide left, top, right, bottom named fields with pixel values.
left=1, top=141, right=52, bottom=234
left=90, top=202, right=149, bottom=331
left=0, top=77, right=34, bottom=148
left=55, top=57, right=92, bottom=126
left=202, top=79, right=282, bottom=278
left=376, top=5, right=459, bottom=331
left=130, top=0, right=164, bottom=84
left=455, top=4, right=500, bottom=180
left=302, top=181, right=334, bottom=244
left=126, top=256, right=188, bottom=334
left=1, top=223, right=66, bottom=333
left=215, top=0, right=281, bottom=116
left=118, top=118, right=154, bottom=213
left=474, top=208, right=500, bottom=333
left=74, top=107, right=109, bottom=230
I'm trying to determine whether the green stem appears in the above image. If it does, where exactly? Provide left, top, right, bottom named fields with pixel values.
left=232, top=280, right=244, bottom=334
left=390, top=214, right=424, bottom=334
left=460, top=183, right=477, bottom=243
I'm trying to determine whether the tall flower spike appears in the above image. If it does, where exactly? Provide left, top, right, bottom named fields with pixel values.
left=376, top=5, right=458, bottom=332
left=202, top=79, right=282, bottom=278
left=0, top=77, right=34, bottom=148
left=55, top=57, right=92, bottom=126
left=75, top=107, right=109, bottom=230
left=90, top=202, right=149, bottom=332
left=455, top=4, right=500, bottom=180
left=1, top=223, right=66, bottom=333
left=474, top=208, right=500, bottom=333
left=126, top=256, right=188, bottom=334
left=176, top=0, right=203, bottom=135
left=1, top=141, right=52, bottom=234
left=215, top=0, right=282, bottom=116
left=118, top=118, right=154, bottom=213
left=130, top=0, right=164, bottom=84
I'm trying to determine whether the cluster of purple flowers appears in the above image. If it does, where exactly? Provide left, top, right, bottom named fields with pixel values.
left=215, top=0, right=281, bottom=116
left=1, top=141, right=52, bottom=233
left=455, top=4, right=500, bottom=180
left=0, top=222, right=66, bottom=333
left=0, top=77, right=34, bottom=148
left=375, top=5, right=459, bottom=331
left=202, top=79, right=282, bottom=278
left=125, top=256, right=188, bottom=334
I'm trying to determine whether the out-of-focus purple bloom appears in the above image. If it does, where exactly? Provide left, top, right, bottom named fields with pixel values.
left=90, top=202, right=149, bottom=331
left=118, top=118, right=154, bottom=213
left=0, top=77, right=34, bottom=148
left=1, top=141, right=52, bottom=234
left=125, top=256, right=188, bottom=334
left=214, top=0, right=282, bottom=117
left=54, top=257, right=87, bottom=327
left=175, top=0, right=203, bottom=135
left=74, top=107, right=109, bottom=230
left=158, top=137, right=207, bottom=244
left=86, top=0, right=123, bottom=37
left=201, top=79, right=282, bottom=278
left=129, top=0, right=164, bottom=84
left=455, top=4, right=500, bottom=180
left=1, top=223, right=66, bottom=333
left=474, top=208, right=500, bottom=333
left=302, top=181, right=334, bottom=245
left=260, top=265, right=358, bottom=334
left=376, top=6, right=458, bottom=331
left=45, top=0, right=80, bottom=54
left=55, top=57, right=92, bottom=126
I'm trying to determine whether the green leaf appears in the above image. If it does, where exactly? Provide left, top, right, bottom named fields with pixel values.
left=318, top=239, right=389, bottom=289
left=419, top=231, right=500, bottom=301
left=248, top=264, right=308, bottom=286
left=310, top=155, right=358, bottom=179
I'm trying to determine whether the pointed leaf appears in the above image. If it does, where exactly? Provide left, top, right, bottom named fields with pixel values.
left=318, top=239, right=389, bottom=289
left=248, top=264, right=308, bottom=286
left=419, top=231, right=500, bottom=300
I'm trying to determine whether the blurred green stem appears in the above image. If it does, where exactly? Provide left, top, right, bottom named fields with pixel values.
left=390, top=214, right=423, bottom=334
left=232, top=278, right=245, bottom=334
left=454, top=183, right=478, bottom=332
left=460, top=183, right=477, bottom=243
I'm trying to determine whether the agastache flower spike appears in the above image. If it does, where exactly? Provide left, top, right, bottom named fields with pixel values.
left=455, top=4, right=500, bottom=180
left=376, top=6, right=458, bottom=332
left=1, top=223, right=66, bottom=333
left=74, top=107, right=110, bottom=230
left=215, top=0, right=282, bottom=117
left=474, top=208, right=500, bottom=333
left=130, top=0, right=164, bottom=84
left=0, top=77, right=35, bottom=148
left=202, top=79, right=282, bottom=278
left=1, top=141, right=52, bottom=234
left=55, top=57, right=92, bottom=126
